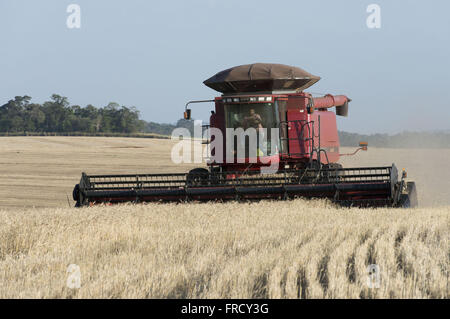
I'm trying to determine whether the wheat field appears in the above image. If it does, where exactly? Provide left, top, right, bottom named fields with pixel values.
left=0, top=137, right=449, bottom=298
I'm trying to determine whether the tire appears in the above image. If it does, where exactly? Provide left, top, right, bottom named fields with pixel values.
left=307, top=160, right=321, bottom=170
left=297, top=161, right=320, bottom=183
left=72, top=184, right=80, bottom=201
left=323, top=163, right=344, bottom=182
left=324, top=163, right=343, bottom=170
left=186, top=168, right=210, bottom=187
left=299, top=161, right=341, bottom=183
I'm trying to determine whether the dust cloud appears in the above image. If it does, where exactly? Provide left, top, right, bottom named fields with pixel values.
left=339, top=147, right=450, bottom=207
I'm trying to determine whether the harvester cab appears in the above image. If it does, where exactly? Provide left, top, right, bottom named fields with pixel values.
left=188, top=91, right=350, bottom=173
left=73, top=63, right=418, bottom=208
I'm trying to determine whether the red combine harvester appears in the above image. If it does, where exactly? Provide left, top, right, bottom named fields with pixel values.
left=73, top=63, right=417, bottom=208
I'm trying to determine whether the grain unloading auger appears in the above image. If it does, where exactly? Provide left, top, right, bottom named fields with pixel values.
left=73, top=63, right=418, bottom=208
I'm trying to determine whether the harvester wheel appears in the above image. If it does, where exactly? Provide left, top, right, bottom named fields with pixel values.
left=73, top=184, right=80, bottom=201
left=307, top=160, right=321, bottom=170
left=73, top=184, right=83, bottom=207
left=324, top=163, right=344, bottom=182
left=298, top=160, right=326, bottom=183
left=186, top=168, right=210, bottom=187
left=324, top=163, right=343, bottom=170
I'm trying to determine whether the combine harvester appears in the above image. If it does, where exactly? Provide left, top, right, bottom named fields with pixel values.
left=73, top=63, right=417, bottom=208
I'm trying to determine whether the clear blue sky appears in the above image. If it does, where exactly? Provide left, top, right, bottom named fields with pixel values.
left=1, top=0, right=449, bottom=134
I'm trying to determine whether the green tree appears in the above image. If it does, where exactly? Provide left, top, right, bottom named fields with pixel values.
left=0, top=94, right=146, bottom=134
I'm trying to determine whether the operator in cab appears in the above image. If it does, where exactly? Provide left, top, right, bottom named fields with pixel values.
left=242, top=108, right=265, bottom=156
left=242, top=109, right=263, bottom=130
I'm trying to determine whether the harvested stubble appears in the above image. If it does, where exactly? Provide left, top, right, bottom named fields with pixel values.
left=0, top=200, right=448, bottom=298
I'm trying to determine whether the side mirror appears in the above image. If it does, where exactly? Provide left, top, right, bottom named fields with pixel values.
left=336, top=101, right=348, bottom=117
left=184, top=109, right=191, bottom=120
left=306, top=98, right=314, bottom=114
left=359, top=141, right=368, bottom=151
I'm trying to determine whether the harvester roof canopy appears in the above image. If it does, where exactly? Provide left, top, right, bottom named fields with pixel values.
left=203, top=63, right=321, bottom=94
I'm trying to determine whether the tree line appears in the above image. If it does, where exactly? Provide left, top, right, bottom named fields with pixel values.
left=1, top=95, right=448, bottom=148
left=0, top=95, right=194, bottom=136
left=0, top=95, right=144, bottom=134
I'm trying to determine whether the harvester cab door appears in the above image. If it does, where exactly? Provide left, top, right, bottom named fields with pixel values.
left=276, top=96, right=311, bottom=161
left=285, top=109, right=310, bottom=159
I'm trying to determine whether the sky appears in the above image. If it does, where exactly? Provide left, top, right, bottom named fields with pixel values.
left=0, top=0, right=449, bottom=134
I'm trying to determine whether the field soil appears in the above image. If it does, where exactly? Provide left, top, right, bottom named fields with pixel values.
left=0, top=137, right=448, bottom=298
left=0, top=136, right=449, bottom=208
left=0, top=137, right=199, bottom=209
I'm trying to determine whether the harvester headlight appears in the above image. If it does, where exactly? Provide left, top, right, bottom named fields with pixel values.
left=265, top=96, right=272, bottom=101
left=233, top=98, right=239, bottom=102
left=249, top=97, right=257, bottom=102
left=258, top=97, right=265, bottom=101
